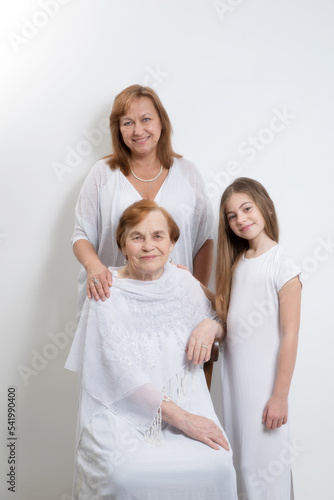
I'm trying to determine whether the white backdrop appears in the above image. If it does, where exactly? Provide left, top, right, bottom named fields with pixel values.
left=1, top=1, right=334, bottom=499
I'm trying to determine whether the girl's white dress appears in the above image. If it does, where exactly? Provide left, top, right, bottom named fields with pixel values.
left=221, top=245, right=301, bottom=500
left=66, top=264, right=237, bottom=500
left=71, top=157, right=213, bottom=318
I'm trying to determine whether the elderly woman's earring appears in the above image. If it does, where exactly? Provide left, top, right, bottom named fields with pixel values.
left=169, top=256, right=173, bottom=264
left=124, top=255, right=128, bottom=265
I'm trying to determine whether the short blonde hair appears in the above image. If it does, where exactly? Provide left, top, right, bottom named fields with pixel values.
left=116, top=200, right=180, bottom=251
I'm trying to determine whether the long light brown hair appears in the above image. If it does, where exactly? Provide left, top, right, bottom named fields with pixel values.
left=107, top=85, right=181, bottom=175
left=215, top=177, right=279, bottom=320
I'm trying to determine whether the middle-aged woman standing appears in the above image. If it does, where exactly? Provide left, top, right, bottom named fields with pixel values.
left=65, top=200, right=237, bottom=499
left=72, top=85, right=214, bottom=318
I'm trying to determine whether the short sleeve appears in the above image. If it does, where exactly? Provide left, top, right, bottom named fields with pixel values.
left=274, top=247, right=302, bottom=293
left=193, top=167, right=214, bottom=246
left=178, top=159, right=214, bottom=256
left=71, top=160, right=107, bottom=250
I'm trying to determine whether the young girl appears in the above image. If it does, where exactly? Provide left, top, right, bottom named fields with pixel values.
left=216, top=177, right=302, bottom=500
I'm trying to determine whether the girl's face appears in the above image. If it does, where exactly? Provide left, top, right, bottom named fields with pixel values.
left=225, top=192, right=267, bottom=243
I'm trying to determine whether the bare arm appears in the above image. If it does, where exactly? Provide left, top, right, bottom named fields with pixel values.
left=262, top=276, right=301, bottom=429
left=161, top=399, right=229, bottom=451
left=193, top=239, right=214, bottom=287
left=73, top=239, right=112, bottom=301
left=199, top=283, right=216, bottom=308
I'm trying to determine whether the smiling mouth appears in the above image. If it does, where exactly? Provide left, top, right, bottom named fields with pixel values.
left=133, top=136, right=150, bottom=143
left=140, top=255, right=158, bottom=260
left=241, top=224, right=254, bottom=231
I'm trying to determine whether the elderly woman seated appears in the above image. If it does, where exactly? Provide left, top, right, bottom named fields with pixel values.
left=66, top=200, right=237, bottom=500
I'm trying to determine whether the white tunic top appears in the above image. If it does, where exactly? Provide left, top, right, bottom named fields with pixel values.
left=72, top=157, right=214, bottom=318
left=221, top=245, right=301, bottom=500
left=66, top=264, right=237, bottom=500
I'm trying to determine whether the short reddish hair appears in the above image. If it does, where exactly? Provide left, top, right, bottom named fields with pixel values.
left=116, top=200, right=180, bottom=250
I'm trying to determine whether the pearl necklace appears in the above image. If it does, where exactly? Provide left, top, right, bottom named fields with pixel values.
left=130, top=165, right=163, bottom=182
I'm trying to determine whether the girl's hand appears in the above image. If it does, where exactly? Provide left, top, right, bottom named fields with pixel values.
left=186, top=319, right=223, bottom=365
left=86, top=263, right=112, bottom=301
left=262, top=395, right=288, bottom=430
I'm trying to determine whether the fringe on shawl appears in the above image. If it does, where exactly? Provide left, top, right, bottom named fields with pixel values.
left=144, top=406, right=162, bottom=446
left=144, top=365, right=189, bottom=446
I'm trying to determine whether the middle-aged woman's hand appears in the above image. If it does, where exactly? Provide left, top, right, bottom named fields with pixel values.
left=176, top=264, right=190, bottom=272
left=86, top=263, right=112, bottom=301
left=73, top=240, right=113, bottom=302
left=186, top=319, right=224, bottom=365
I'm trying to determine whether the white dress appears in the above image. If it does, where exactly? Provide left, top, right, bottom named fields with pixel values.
left=66, top=264, right=237, bottom=500
left=72, top=157, right=214, bottom=318
left=221, top=245, right=301, bottom=500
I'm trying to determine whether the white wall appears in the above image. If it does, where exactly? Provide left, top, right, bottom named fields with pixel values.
left=1, top=1, right=333, bottom=498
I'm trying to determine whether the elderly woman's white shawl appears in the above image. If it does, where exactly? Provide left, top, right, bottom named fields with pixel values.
left=65, top=263, right=216, bottom=446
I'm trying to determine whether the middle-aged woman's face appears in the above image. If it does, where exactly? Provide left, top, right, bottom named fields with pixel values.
left=122, top=210, right=174, bottom=281
left=119, top=97, right=162, bottom=159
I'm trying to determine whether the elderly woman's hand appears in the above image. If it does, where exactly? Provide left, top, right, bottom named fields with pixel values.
left=86, top=263, right=112, bottom=301
left=161, top=400, right=229, bottom=451
left=180, top=412, right=230, bottom=451
left=186, top=319, right=224, bottom=365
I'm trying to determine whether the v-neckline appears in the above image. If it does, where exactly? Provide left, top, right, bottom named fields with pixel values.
left=121, top=167, right=171, bottom=201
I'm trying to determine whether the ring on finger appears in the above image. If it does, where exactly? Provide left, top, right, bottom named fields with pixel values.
left=201, top=344, right=209, bottom=349
left=93, top=278, right=100, bottom=286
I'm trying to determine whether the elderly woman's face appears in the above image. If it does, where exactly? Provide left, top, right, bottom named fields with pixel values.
left=122, top=211, right=174, bottom=280
left=119, top=97, right=162, bottom=159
